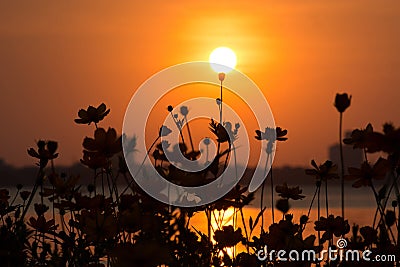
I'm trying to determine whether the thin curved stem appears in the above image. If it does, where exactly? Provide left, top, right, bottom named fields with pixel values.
left=184, top=115, right=195, bottom=154
left=120, top=136, right=160, bottom=195
left=370, top=183, right=397, bottom=245
left=21, top=168, right=44, bottom=220
left=303, top=186, right=319, bottom=230
left=270, top=166, right=275, bottom=223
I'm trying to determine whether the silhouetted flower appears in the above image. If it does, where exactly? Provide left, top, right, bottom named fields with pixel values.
left=343, top=123, right=383, bottom=153
left=385, top=210, right=396, bottom=227
left=203, top=137, right=211, bottom=145
left=380, top=123, right=400, bottom=155
left=214, top=225, right=243, bottom=248
left=74, top=103, right=110, bottom=125
left=180, top=106, right=189, bottom=116
left=275, top=183, right=305, bottom=200
left=209, top=119, right=229, bottom=143
left=276, top=198, right=290, bottom=214
left=74, top=193, right=111, bottom=211
left=122, top=134, right=137, bottom=154
left=167, top=105, right=173, bottom=112
left=34, top=203, right=49, bottom=216
left=41, top=174, right=79, bottom=200
left=84, top=127, right=121, bottom=157
left=80, top=150, right=108, bottom=169
left=152, top=141, right=170, bottom=161
left=259, top=216, right=309, bottom=250
left=345, top=158, right=389, bottom=188
left=159, top=125, right=172, bottom=137
left=360, top=226, right=377, bottom=245
left=218, top=72, right=225, bottom=82
left=28, top=215, right=58, bottom=233
left=224, top=121, right=240, bottom=143
left=314, top=215, right=350, bottom=243
left=305, top=160, right=339, bottom=181
left=255, top=126, right=287, bottom=143
left=300, top=215, right=309, bottom=225
left=87, top=184, right=95, bottom=193
left=20, top=191, right=30, bottom=201
left=334, top=93, right=351, bottom=113
left=77, top=210, right=118, bottom=242
left=27, top=140, right=58, bottom=168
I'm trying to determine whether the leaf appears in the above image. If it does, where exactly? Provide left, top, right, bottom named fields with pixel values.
left=249, top=216, right=253, bottom=231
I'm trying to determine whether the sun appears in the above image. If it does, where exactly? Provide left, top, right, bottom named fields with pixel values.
left=209, top=47, right=237, bottom=73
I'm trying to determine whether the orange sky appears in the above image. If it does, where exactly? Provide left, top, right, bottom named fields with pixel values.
left=1, top=1, right=399, bottom=167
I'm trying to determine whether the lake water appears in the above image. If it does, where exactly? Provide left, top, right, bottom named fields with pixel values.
left=4, top=184, right=382, bottom=232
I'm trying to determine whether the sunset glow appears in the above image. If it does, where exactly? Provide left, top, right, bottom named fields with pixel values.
left=209, top=47, right=237, bottom=73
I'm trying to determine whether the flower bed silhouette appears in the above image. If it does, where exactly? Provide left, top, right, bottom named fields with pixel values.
left=0, top=94, right=399, bottom=267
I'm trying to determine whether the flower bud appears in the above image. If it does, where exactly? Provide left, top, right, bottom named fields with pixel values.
left=334, top=93, right=351, bottom=113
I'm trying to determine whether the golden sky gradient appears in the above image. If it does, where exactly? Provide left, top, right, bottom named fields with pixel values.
left=1, top=1, right=399, bottom=167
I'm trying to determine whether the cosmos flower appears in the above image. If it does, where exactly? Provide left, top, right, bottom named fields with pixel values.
left=275, top=183, right=305, bottom=200
left=314, top=215, right=350, bottom=243
left=27, top=140, right=58, bottom=168
left=209, top=119, right=229, bottom=143
left=74, top=103, right=110, bottom=125
left=255, top=127, right=287, bottom=142
left=305, top=160, right=339, bottom=181
left=28, top=215, right=58, bottom=233
left=214, top=225, right=243, bottom=248
left=83, top=127, right=122, bottom=158
left=345, top=158, right=389, bottom=188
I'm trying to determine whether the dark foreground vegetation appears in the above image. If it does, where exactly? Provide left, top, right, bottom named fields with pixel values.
left=0, top=93, right=399, bottom=266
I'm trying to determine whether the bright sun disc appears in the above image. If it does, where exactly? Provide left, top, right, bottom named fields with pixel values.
left=209, top=47, right=237, bottom=73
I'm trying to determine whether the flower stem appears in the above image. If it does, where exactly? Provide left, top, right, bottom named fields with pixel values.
left=239, top=207, right=250, bottom=253
left=306, top=185, right=319, bottom=224
left=270, top=166, right=275, bottom=223
left=120, top=135, right=160, bottom=195
left=219, top=80, right=223, bottom=124
left=260, top=153, right=271, bottom=232
left=325, top=180, right=329, bottom=218
left=184, top=115, right=195, bottom=155
left=339, top=112, right=345, bottom=219
left=21, top=167, right=44, bottom=220
left=370, top=183, right=397, bottom=244
left=260, top=180, right=265, bottom=232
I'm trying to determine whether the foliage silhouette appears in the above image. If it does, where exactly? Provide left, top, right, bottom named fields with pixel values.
left=0, top=95, right=399, bottom=267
